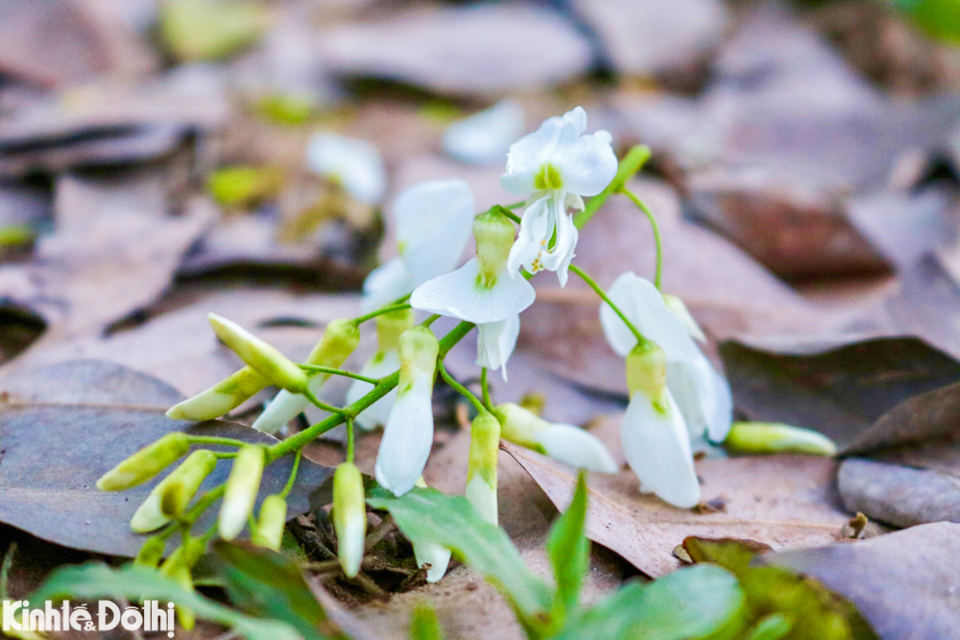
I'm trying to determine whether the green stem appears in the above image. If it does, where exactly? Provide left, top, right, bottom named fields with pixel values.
left=187, top=436, right=248, bottom=448
left=280, top=450, right=302, bottom=498
left=438, top=362, right=485, bottom=415
left=622, top=187, right=663, bottom=290
left=493, top=205, right=522, bottom=225
left=299, top=364, right=379, bottom=385
left=573, top=145, right=651, bottom=229
left=345, top=417, right=356, bottom=464
left=303, top=388, right=346, bottom=415
left=213, top=451, right=237, bottom=459
left=353, top=302, right=412, bottom=325
left=569, top=264, right=647, bottom=347
left=504, top=201, right=526, bottom=210
left=480, top=368, right=494, bottom=412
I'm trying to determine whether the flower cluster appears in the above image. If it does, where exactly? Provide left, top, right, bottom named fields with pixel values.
left=96, top=105, right=742, bottom=593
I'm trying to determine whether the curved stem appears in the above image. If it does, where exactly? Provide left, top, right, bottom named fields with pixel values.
left=280, top=450, right=302, bottom=498
left=504, top=201, right=526, bottom=210
left=569, top=264, right=647, bottom=347
left=480, top=368, right=494, bottom=412
left=353, top=302, right=412, bottom=326
left=303, top=388, right=346, bottom=416
left=345, top=417, right=356, bottom=464
left=493, top=205, right=522, bottom=225
left=299, top=364, right=379, bottom=385
left=187, top=436, right=248, bottom=448
left=622, top=188, right=663, bottom=290
left=438, top=362, right=486, bottom=415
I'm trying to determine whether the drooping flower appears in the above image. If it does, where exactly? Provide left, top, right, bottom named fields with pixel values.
left=476, top=314, right=520, bottom=380
left=443, top=100, right=525, bottom=165
left=599, top=272, right=732, bottom=443
left=345, top=308, right=414, bottom=430
left=494, top=402, right=618, bottom=473
left=500, top=106, right=617, bottom=286
left=333, top=462, right=367, bottom=578
left=362, top=179, right=476, bottom=311
left=465, top=411, right=501, bottom=526
left=307, top=132, right=387, bottom=205
left=252, top=319, right=360, bottom=434
left=374, top=327, right=439, bottom=496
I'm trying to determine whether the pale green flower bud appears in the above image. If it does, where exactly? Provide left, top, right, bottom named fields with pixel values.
left=466, top=411, right=500, bottom=526
left=625, top=341, right=667, bottom=403
left=333, top=462, right=366, bottom=578
left=399, top=327, right=439, bottom=386
left=493, top=402, right=546, bottom=451
left=474, top=209, right=516, bottom=287
left=376, top=308, right=415, bottom=353
left=726, top=422, right=837, bottom=457
left=218, top=445, right=265, bottom=540
left=131, top=450, right=217, bottom=533
left=251, top=494, right=287, bottom=551
left=208, top=313, right=308, bottom=394
left=305, top=318, right=361, bottom=369
left=166, top=366, right=269, bottom=421
left=97, top=433, right=191, bottom=491
left=134, top=536, right=166, bottom=568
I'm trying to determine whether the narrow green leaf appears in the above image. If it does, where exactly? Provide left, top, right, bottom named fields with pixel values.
left=28, top=562, right=301, bottom=640
left=409, top=601, right=444, bottom=640
left=213, top=541, right=345, bottom=640
left=367, top=486, right=553, bottom=631
left=553, top=564, right=747, bottom=640
left=546, top=471, right=589, bottom=616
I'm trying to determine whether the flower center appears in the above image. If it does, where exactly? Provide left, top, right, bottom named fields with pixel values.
left=534, top=164, right=563, bottom=191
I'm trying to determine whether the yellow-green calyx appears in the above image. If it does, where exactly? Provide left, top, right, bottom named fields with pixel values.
left=726, top=422, right=838, bottom=456
left=134, top=536, right=167, bottom=567
left=219, top=445, right=265, bottom=541
left=306, top=318, right=361, bottom=368
left=208, top=313, right=308, bottom=394
left=625, top=341, right=667, bottom=406
left=493, top=403, right=548, bottom=453
left=474, top=209, right=516, bottom=288
left=333, top=462, right=367, bottom=578
left=97, top=433, right=191, bottom=491
left=398, top=327, right=439, bottom=393
left=166, top=366, right=269, bottom=421
left=131, top=449, right=218, bottom=533
left=376, top=308, right=415, bottom=353
left=467, top=411, right=501, bottom=486
left=534, top=163, right=563, bottom=191
left=252, top=494, right=288, bottom=551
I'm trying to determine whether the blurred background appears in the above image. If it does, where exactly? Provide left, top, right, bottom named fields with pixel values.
left=0, top=0, right=959, bottom=424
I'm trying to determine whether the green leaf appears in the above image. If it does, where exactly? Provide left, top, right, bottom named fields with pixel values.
left=409, top=601, right=444, bottom=640
left=213, top=541, right=345, bottom=640
left=891, top=0, right=960, bottom=43
left=28, top=562, right=301, bottom=640
left=684, top=538, right=879, bottom=640
left=367, top=486, right=553, bottom=631
left=546, top=471, right=589, bottom=617
left=554, top=564, right=747, bottom=640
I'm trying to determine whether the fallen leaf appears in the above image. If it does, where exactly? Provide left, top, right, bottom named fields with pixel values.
left=766, top=522, right=960, bottom=640
left=506, top=442, right=849, bottom=577
left=0, top=360, right=332, bottom=557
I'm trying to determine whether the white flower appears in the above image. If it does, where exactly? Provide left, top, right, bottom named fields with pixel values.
left=495, top=402, right=618, bottom=473
left=476, top=315, right=520, bottom=380
left=333, top=462, right=366, bottom=578
left=600, top=272, right=732, bottom=443
left=374, top=327, right=439, bottom=496
left=307, top=132, right=387, bottom=205
left=465, top=411, right=501, bottom=526
left=443, top=100, right=525, bottom=165
left=500, top=106, right=617, bottom=286
left=345, top=350, right=400, bottom=430
left=363, top=179, right=475, bottom=311
left=411, top=209, right=535, bottom=325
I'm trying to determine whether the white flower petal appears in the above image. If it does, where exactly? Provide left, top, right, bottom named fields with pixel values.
left=444, top=100, right=525, bottom=165
left=707, top=365, right=733, bottom=443
left=394, top=180, right=475, bottom=288
left=375, top=379, right=434, bottom=496
left=535, top=424, right=619, bottom=473
left=307, top=132, right=386, bottom=205
left=500, top=112, right=580, bottom=195
left=537, top=203, right=578, bottom=286
left=362, top=257, right=411, bottom=312
left=337, top=511, right=366, bottom=578
left=414, top=540, right=452, bottom=583
left=465, top=475, right=498, bottom=526
left=562, top=106, right=588, bottom=133
left=507, top=196, right=552, bottom=275
left=621, top=390, right=700, bottom=508
left=667, top=354, right=733, bottom=444
left=554, top=130, right=617, bottom=197
left=476, top=315, right=520, bottom=380
left=345, top=350, right=401, bottom=430
left=664, top=294, right=707, bottom=343
left=411, top=258, right=536, bottom=324
left=600, top=272, right=700, bottom=361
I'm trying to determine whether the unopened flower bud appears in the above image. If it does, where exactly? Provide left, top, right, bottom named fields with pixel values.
left=625, top=340, right=667, bottom=403
left=131, top=450, right=218, bottom=533
left=411, top=477, right=451, bottom=583
left=474, top=209, right=516, bottom=286
left=166, top=366, right=269, bottom=422
left=97, top=433, right=191, bottom=492
left=663, top=294, right=706, bottom=343
left=333, top=462, right=367, bottom=578
left=726, top=422, right=837, bottom=457
left=376, top=308, right=415, bottom=353
left=466, top=411, right=500, bottom=526
left=399, top=327, right=440, bottom=383
left=208, top=313, right=308, bottom=394
left=251, top=494, right=287, bottom=551
left=219, top=445, right=265, bottom=540
left=134, top=536, right=166, bottom=568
